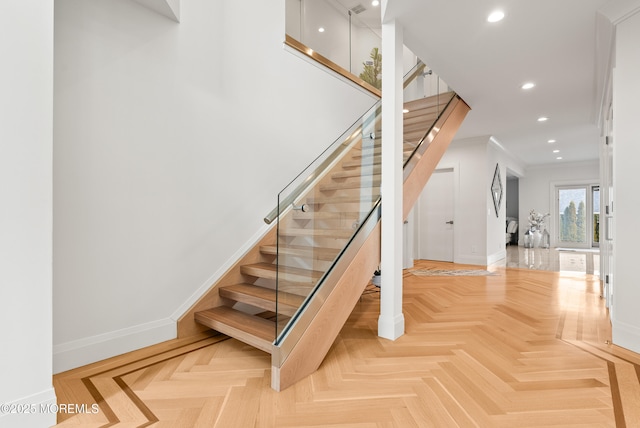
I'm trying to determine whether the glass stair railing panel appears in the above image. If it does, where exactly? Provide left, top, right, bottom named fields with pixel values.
left=286, top=0, right=382, bottom=82
left=271, top=59, right=456, bottom=350
left=402, top=64, right=456, bottom=166
left=275, top=103, right=382, bottom=340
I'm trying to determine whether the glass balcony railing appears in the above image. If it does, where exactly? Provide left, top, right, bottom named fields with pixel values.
left=286, top=0, right=382, bottom=90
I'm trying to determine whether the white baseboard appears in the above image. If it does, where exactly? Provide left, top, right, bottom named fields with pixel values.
left=53, top=318, right=176, bottom=374
left=612, top=317, right=640, bottom=355
left=454, top=254, right=486, bottom=265
left=456, top=251, right=506, bottom=266
left=378, top=313, right=405, bottom=341
left=0, top=387, right=57, bottom=428
left=487, top=250, right=506, bottom=266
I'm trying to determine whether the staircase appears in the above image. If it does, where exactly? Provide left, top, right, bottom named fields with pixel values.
left=178, top=89, right=470, bottom=391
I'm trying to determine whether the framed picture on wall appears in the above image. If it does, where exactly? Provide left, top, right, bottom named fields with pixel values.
left=491, top=163, right=503, bottom=217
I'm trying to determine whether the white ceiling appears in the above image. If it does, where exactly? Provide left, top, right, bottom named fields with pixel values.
left=379, top=0, right=611, bottom=168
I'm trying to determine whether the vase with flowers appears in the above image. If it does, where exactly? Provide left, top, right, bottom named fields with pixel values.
left=528, top=209, right=550, bottom=248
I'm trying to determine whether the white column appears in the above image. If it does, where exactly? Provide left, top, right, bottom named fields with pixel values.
left=378, top=19, right=405, bottom=340
left=0, top=1, right=57, bottom=426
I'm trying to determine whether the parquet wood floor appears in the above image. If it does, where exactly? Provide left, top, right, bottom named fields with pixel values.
left=53, top=261, right=640, bottom=427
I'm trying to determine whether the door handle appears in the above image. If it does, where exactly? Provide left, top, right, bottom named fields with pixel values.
left=445, top=220, right=454, bottom=225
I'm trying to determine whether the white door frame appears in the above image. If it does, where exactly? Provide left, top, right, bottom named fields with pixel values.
left=549, top=179, right=599, bottom=249
left=414, top=164, right=459, bottom=262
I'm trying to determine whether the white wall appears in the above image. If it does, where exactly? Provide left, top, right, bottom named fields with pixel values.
left=425, top=136, right=487, bottom=265
left=0, top=1, right=57, bottom=426
left=301, top=0, right=351, bottom=68
left=486, top=142, right=508, bottom=264
left=413, top=135, right=525, bottom=266
left=518, top=161, right=599, bottom=245
left=612, top=9, right=640, bottom=354
left=53, top=0, right=376, bottom=372
left=447, top=137, right=486, bottom=264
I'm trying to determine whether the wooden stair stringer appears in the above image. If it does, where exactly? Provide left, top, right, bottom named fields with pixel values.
left=403, top=95, right=470, bottom=220
left=272, top=221, right=381, bottom=391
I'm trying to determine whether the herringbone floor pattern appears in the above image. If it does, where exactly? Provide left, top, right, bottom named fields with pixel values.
left=54, top=261, right=640, bottom=427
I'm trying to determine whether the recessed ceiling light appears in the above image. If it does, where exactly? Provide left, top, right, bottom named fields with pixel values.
left=556, top=157, right=563, bottom=160
left=553, top=149, right=560, bottom=153
left=521, top=82, right=535, bottom=90
left=487, top=10, right=505, bottom=23
left=318, top=27, right=325, bottom=33
left=403, top=109, right=409, bottom=113
left=537, top=116, right=548, bottom=122
left=371, top=0, right=380, bottom=6
left=547, top=139, right=556, bottom=143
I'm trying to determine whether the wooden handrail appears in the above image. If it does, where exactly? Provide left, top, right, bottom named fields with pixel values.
left=284, top=35, right=382, bottom=98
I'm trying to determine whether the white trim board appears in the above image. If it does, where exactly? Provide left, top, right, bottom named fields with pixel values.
left=612, top=317, right=640, bottom=355
left=0, top=387, right=57, bottom=427
left=487, top=250, right=507, bottom=266
left=53, top=318, right=175, bottom=374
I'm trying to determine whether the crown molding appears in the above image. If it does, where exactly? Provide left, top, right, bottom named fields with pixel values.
left=599, top=0, right=640, bottom=25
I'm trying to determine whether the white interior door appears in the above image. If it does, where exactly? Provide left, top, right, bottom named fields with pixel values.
left=418, top=168, right=454, bottom=261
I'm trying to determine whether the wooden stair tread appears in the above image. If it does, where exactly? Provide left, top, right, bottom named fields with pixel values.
left=194, top=306, right=274, bottom=353
left=351, top=152, right=381, bottom=161
left=405, top=130, right=429, bottom=143
left=280, top=227, right=354, bottom=239
left=320, top=179, right=382, bottom=192
left=342, top=158, right=380, bottom=169
left=241, top=262, right=324, bottom=283
left=261, top=244, right=341, bottom=261
left=351, top=150, right=413, bottom=161
left=307, top=194, right=380, bottom=205
left=353, top=142, right=415, bottom=153
left=403, top=109, right=439, bottom=123
left=403, top=92, right=454, bottom=111
left=404, top=120, right=438, bottom=134
left=332, top=168, right=381, bottom=179
left=220, top=283, right=305, bottom=317
left=291, top=210, right=365, bottom=220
